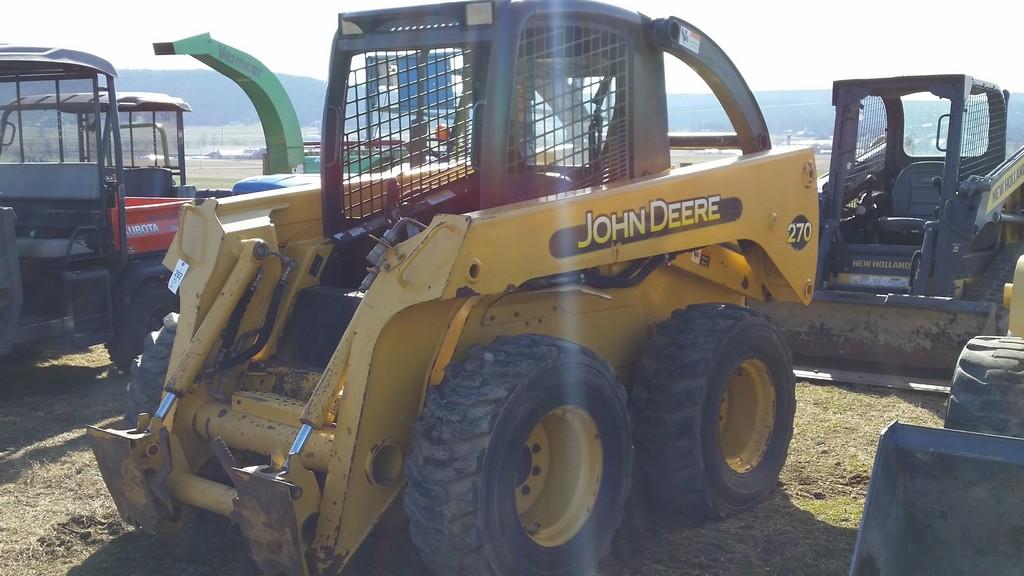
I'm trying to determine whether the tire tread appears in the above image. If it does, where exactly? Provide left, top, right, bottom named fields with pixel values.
left=946, top=335, right=1024, bottom=437
left=403, top=334, right=627, bottom=576
left=630, top=304, right=793, bottom=518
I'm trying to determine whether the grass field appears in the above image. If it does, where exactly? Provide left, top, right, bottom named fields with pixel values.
left=0, top=346, right=943, bottom=576
left=185, top=158, right=264, bottom=190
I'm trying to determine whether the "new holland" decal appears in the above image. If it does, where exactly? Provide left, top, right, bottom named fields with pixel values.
left=549, top=195, right=742, bottom=257
left=986, top=158, right=1024, bottom=213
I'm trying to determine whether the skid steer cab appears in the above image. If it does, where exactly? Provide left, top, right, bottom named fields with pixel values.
left=88, top=2, right=819, bottom=575
left=755, top=75, right=1024, bottom=383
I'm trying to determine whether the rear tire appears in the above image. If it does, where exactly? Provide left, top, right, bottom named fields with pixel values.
left=107, top=281, right=178, bottom=373
left=945, top=336, right=1024, bottom=438
left=124, top=313, right=177, bottom=428
left=403, top=334, right=632, bottom=576
left=630, top=304, right=795, bottom=518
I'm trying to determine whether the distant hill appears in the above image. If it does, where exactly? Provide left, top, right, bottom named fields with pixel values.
left=120, top=69, right=1022, bottom=147
left=668, top=90, right=836, bottom=137
left=669, top=90, right=1024, bottom=146
left=118, top=69, right=327, bottom=127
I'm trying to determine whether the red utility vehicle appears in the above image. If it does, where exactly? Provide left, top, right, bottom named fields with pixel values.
left=0, top=47, right=209, bottom=369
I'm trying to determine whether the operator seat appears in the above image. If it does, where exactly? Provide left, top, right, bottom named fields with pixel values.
left=876, top=161, right=944, bottom=234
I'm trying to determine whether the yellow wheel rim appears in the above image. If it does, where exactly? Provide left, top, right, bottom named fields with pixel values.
left=719, top=358, right=776, bottom=474
left=514, top=405, right=603, bottom=547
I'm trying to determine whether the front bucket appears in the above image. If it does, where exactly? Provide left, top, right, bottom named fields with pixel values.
left=753, top=290, right=998, bottom=378
left=850, top=422, right=1024, bottom=576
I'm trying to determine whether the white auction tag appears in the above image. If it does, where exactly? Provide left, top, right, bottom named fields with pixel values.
left=168, top=259, right=189, bottom=294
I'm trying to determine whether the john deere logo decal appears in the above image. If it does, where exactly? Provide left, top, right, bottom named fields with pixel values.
left=549, top=195, right=742, bottom=257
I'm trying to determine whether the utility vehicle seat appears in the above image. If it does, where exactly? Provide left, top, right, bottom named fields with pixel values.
left=877, top=161, right=943, bottom=234
left=0, top=163, right=100, bottom=200
left=123, top=167, right=173, bottom=198
left=16, top=238, right=94, bottom=259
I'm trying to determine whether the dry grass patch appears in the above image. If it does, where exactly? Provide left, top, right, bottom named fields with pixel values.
left=0, top=347, right=946, bottom=575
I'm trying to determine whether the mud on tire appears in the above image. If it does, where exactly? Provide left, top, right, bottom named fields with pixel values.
left=946, top=335, right=1024, bottom=438
left=403, top=334, right=632, bottom=576
left=629, top=303, right=796, bottom=518
left=124, top=312, right=177, bottom=428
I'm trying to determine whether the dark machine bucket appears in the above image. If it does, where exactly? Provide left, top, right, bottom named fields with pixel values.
left=752, top=290, right=998, bottom=381
left=849, top=422, right=1024, bottom=576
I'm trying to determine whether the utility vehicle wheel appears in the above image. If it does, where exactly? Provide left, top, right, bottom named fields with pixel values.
left=124, top=313, right=177, bottom=428
left=107, top=281, right=178, bottom=372
left=630, top=304, right=795, bottom=517
left=404, top=334, right=632, bottom=576
left=945, top=336, right=1024, bottom=438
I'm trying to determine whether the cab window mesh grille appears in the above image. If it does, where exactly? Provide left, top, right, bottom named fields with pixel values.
left=507, top=22, right=630, bottom=201
left=339, top=48, right=477, bottom=222
left=844, top=96, right=886, bottom=192
left=960, top=90, right=1006, bottom=180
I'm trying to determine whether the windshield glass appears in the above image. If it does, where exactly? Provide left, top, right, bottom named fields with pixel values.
left=0, top=78, right=102, bottom=164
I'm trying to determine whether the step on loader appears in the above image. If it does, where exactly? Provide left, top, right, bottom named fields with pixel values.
left=87, top=2, right=819, bottom=574
left=754, top=75, right=1024, bottom=389
left=850, top=255, right=1024, bottom=575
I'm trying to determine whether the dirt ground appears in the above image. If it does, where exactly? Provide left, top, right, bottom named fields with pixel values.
left=0, top=346, right=944, bottom=576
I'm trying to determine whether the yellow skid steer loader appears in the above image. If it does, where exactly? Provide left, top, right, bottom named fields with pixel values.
left=88, top=1, right=819, bottom=574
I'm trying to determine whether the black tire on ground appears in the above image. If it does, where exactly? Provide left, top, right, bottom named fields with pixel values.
left=124, top=312, right=178, bottom=428
left=630, top=303, right=796, bottom=518
left=945, top=336, right=1024, bottom=438
left=403, top=334, right=632, bottom=576
left=107, top=281, right=178, bottom=373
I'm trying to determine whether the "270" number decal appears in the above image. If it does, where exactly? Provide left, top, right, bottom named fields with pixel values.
left=786, top=215, right=812, bottom=250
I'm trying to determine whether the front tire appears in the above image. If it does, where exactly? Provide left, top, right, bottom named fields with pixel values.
left=404, top=334, right=632, bottom=576
left=945, top=336, right=1024, bottom=437
left=124, top=313, right=177, bottom=428
left=630, top=304, right=795, bottom=518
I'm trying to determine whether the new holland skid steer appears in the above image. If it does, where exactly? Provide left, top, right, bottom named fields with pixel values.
left=87, top=2, right=818, bottom=574
left=754, top=75, right=1024, bottom=388
left=849, top=254, right=1024, bottom=575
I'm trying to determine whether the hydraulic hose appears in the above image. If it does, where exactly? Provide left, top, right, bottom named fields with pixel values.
left=220, top=268, right=264, bottom=353
left=583, top=255, right=670, bottom=289
left=216, top=255, right=295, bottom=371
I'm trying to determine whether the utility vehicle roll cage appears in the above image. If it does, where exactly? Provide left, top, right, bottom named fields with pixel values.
left=0, top=46, right=128, bottom=262
left=0, top=91, right=191, bottom=187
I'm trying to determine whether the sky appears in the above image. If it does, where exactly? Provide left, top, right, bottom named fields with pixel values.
left=7, top=0, right=1023, bottom=93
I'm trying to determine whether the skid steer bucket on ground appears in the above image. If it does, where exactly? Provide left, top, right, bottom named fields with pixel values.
left=754, top=292, right=998, bottom=383
left=850, top=422, right=1024, bottom=576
